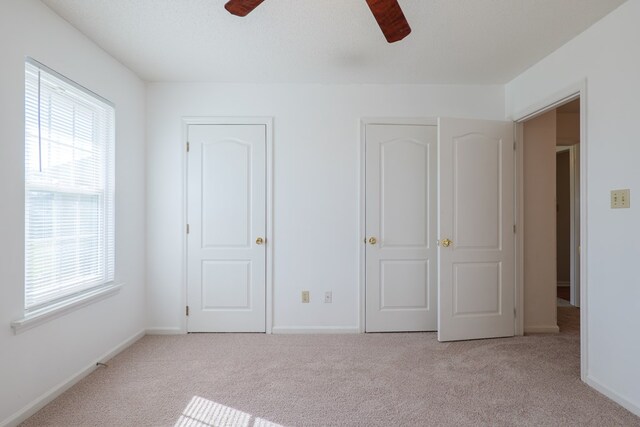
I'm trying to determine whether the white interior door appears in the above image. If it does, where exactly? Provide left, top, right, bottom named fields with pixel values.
left=187, top=124, right=266, bottom=332
left=438, top=118, right=515, bottom=341
left=365, top=124, right=437, bottom=332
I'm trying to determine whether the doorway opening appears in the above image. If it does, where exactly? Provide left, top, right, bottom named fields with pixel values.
left=520, top=97, right=581, bottom=336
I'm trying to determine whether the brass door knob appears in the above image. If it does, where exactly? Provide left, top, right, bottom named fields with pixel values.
left=368, top=237, right=377, bottom=245
left=256, top=237, right=265, bottom=245
left=440, top=238, right=452, bottom=247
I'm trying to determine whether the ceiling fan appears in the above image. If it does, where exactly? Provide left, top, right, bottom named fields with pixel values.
left=224, top=0, right=412, bottom=43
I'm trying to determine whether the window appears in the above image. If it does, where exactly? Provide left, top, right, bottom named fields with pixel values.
left=24, top=58, right=115, bottom=313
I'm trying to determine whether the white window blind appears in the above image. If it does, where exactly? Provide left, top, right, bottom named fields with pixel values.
left=24, top=58, right=115, bottom=312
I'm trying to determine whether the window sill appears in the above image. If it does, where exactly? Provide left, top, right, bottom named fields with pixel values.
left=11, top=282, right=123, bottom=334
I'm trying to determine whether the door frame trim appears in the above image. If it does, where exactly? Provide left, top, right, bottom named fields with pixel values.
left=512, top=80, right=587, bottom=381
left=359, top=117, right=438, bottom=333
left=181, top=117, right=274, bottom=334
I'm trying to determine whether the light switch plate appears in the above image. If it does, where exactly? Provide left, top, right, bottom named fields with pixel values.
left=611, top=189, right=630, bottom=209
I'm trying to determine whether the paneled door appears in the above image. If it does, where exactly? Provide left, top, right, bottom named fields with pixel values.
left=187, top=124, right=266, bottom=332
left=437, top=118, right=515, bottom=341
left=365, top=124, right=437, bottom=332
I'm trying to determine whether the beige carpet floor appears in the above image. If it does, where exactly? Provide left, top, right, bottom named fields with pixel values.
left=22, top=309, right=639, bottom=426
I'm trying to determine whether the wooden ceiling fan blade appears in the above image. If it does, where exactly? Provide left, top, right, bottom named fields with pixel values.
left=365, top=0, right=412, bottom=43
left=224, top=0, right=265, bottom=17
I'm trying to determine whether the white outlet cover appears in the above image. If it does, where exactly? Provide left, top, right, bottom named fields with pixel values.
left=324, top=292, right=332, bottom=303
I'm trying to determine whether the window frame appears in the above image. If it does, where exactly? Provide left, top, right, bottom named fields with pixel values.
left=14, top=58, right=119, bottom=332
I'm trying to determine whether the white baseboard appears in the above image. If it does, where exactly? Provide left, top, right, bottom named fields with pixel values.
left=146, top=327, right=184, bottom=335
left=272, top=326, right=360, bottom=334
left=586, top=375, right=640, bottom=417
left=0, top=329, right=145, bottom=427
left=524, top=325, right=560, bottom=334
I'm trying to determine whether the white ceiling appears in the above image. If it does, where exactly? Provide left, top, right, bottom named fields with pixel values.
left=41, top=0, right=625, bottom=84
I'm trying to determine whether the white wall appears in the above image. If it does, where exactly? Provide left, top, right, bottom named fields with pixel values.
left=506, top=0, right=640, bottom=414
left=146, top=83, right=505, bottom=333
left=0, top=1, right=146, bottom=424
left=523, top=110, right=558, bottom=332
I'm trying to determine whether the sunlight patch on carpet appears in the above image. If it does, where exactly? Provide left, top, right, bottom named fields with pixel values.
left=175, top=396, right=283, bottom=427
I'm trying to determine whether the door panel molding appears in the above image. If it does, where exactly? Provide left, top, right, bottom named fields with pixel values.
left=182, top=117, right=273, bottom=334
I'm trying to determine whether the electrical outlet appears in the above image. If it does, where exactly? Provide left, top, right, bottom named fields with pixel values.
left=301, top=291, right=310, bottom=303
left=611, top=189, right=630, bottom=209
left=324, top=291, right=332, bottom=303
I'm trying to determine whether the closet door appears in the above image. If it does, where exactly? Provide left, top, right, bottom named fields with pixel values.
left=187, top=124, right=266, bottom=332
left=437, top=118, right=515, bottom=341
left=365, top=124, right=437, bottom=332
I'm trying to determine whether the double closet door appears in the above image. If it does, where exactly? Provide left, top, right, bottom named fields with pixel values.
left=186, top=118, right=515, bottom=342
left=364, top=119, right=515, bottom=342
